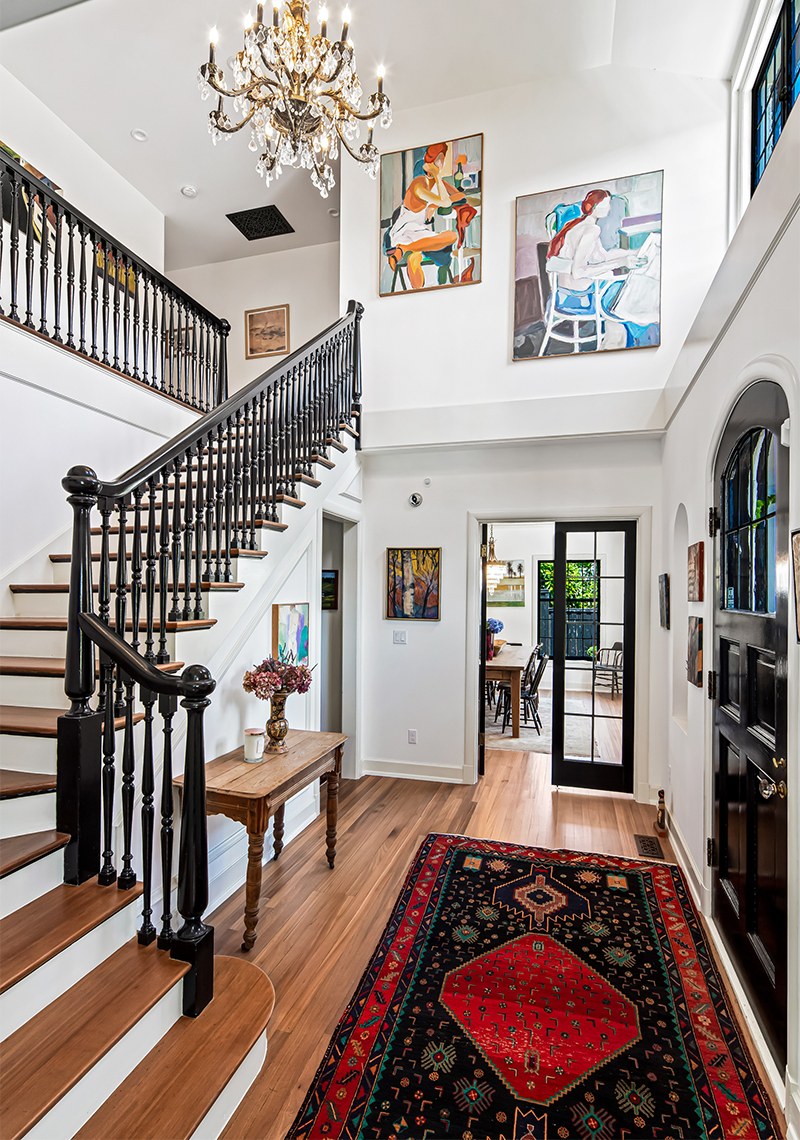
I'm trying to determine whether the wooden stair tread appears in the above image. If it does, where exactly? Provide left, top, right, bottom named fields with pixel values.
left=339, top=422, right=359, bottom=438
left=325, top=437, right=348, bottom=452
left=9, top=581, right=245, bottom=593
left=0, top=830, right=70, bottom=879
left=75, top=956, right=275, bottom=1140
left=0, top=939, right=190, bottom=1140
left=295, top=472, right=322, bottom=488
left=0, top=657, right=184, bottom=677
left=0, top=769, right=57, bottom=798
left=274, top=494, right=305, bottom=508
left=0, top=617, right=217, bottom=632
left=254, top=519, right=288, bottom=532
left=311, top=454, right=335, bottom=468
left=0, top=878, right=144, bottom=994
left=0, top=706, right=145, bottom=738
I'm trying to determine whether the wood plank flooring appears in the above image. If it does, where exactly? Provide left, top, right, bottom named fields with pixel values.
left=214, top=749, right=673, bottom=1140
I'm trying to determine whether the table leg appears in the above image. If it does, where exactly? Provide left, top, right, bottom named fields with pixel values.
left=272, top=803, right=285, bottom=860
left=326, top=770, right=339, bottom=869
left=242, top=828, right=265, bottom=952
left=511, top=671, right=521, bottom=738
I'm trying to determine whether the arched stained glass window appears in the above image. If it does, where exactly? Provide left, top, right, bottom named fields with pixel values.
left=722, top=427, right=777, bottom=612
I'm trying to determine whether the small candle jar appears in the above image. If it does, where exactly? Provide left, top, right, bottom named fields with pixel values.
left=244, top=727, right=265, bottom=762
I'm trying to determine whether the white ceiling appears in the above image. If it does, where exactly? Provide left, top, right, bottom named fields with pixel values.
left=0, top=0, right=753, bottom=271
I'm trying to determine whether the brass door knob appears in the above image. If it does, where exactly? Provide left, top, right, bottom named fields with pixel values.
left=772, top=757, right=787, bottom=769
left=758, top=777, right=777, bottom=800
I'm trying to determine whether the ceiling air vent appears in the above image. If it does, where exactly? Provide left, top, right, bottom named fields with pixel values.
left=226, top=205, right=295, bottom=241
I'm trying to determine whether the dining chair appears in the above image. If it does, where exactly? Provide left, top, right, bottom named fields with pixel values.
left=593, top=641, right=623, bottom=696
left=495, top=647, right=540, bottom=730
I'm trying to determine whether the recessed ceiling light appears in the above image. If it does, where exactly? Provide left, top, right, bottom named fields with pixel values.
left=181, top=185, right=198, bottom=198
left=328, top=207, right=340, bottom=217
left=130, top=128, right=149, bottom=142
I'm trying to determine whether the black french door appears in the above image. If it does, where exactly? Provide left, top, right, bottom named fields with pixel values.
left=478, top=523, right=488, bottom=777
left=551, top=521, right=636, bottom=793
left=712, top=381, right=789, bottom=1069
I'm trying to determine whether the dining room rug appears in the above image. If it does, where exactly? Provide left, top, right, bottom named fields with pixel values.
left=286, top=834, right=780, bottom=1140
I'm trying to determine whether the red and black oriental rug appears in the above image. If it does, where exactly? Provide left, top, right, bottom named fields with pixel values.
left=287, top=835, right=780, bottom=1140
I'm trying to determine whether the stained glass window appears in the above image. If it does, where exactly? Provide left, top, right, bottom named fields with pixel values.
left=752, top=0, right=799, bottom=189
left=722, top=428, right=777, bottom=613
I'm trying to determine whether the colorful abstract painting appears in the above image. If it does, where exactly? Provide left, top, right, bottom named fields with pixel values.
left=688, top=616, right=703, bottom=687
left=386, top=548, right=440, bottom=621
left=688, top=541, right=704, bottom=602
left=272, top=602, right=309, bottom=664
left=379, top=135, right=482, bottom=296
left=321, top=569, right=339, bottom=611
left=488, top=559, right=525, bottom=607
left=514, top=170, right=663, bottom=359
left=1, top=141, right=62, bottom=254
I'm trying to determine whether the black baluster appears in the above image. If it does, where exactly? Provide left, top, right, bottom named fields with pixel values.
left=276, top=374, right=287, bottom=496
left=96, top=500, right=112, bottom=718
left=353, top=302, right=364, bottom=444
left=78, top=224, right=88, bottom=355
left=211, top=326, right=219, bottom=411
left=138, top=682, right=157, bottom=942
left=257, top=389, right=268, bottom=520
left=98, top=660, right=117, bottom=886
left=231, top=408, right=243, bottom=551
left=182, top=447, right=194, bottom=620
left=214, top=423, right=224, bottom=582
left=193, top=447, right=205, bottom=621
left=198, top=318, right=206, bottom=411
left=52, top=199, right=63, bottom=341
left=24, top=180, right=35, bottom=328
left=114, top=499, right=128, bottom=715
left=130, top=487, right=143, bottom=655
left=170, top=664, right=216, bottom=1017
left=190, top=314, right=198, bottom=408
left=122, top=255, right=132, bottom=375
left=241, top=402, right=253, bottom=551
left=8, top=171, right=20, bottom=322
left=159, top=286, right=168, bottom=393
left=269, top=384, right=279, bottom=522
left=90, top=233, right=100, bottom=358
left=223, top=417, right=233, bottom=582
left=66, top=214, right=76, bottom=347
left=157, top=467, right=170, bottom=663
left=217, top=319, right=230, bottom=405
left=144, top=476, right=158, bottom=663
left=204, top=432, right=215, bottom=584
left=169, top=455, right=183, bottom=622
left=101, top=240, right=111, bottom=363
left=157, top=691, right=178, bottom=949
left=289, top=366, right=299, bottom=499
left=142, top=274, right=150, bottom=385
left=118, top=669, right=137, bottom=890
left=168, top=293, right=176, bottom=396
left=38, top=188, right=50, bottom=335
left=112, top=247, right=121, bottom=370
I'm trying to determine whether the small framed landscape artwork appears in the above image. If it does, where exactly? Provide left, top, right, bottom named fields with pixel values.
left=386, top=548, right=440, bottom=621
left=513, top=170, right=663, bottom=360
left=245, top=304, right=290, bottom=359
left=792, top=530, right=800, bottom=642
left=272, top=602, right=309, bottom=665
left=488, top=560, right=525, bottom=607
left=658, top=573, right=670, bottom=630
left=688, top=542, right=704, bottom=602
left=321, top=569, right=339, bottom=611
left=379, top=135, right=482, bottom=296
left=687, top=617, right=703, bottom=687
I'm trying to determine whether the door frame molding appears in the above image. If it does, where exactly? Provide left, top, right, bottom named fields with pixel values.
left=464, top=505, right=654, bottom=800
left=698, top=354, right=799, bottom=1112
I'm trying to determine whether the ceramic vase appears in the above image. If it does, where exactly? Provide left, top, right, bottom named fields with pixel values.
left=265, top=689, right=289, bottom=753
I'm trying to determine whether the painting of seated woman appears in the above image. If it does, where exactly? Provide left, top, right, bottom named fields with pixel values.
left=379, top=135, right=482, bottom=296
left=513, top=170, right=663, bottom=359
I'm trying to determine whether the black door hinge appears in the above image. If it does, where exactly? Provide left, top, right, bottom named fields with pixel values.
left=707, top=670, right=717, bottom=700
left=708, top=506, right=720, bottom=537
left=707, top=837, right=715, bottom=867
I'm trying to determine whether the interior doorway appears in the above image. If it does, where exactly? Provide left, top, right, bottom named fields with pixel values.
left=321, top=516, right=344, bottom=734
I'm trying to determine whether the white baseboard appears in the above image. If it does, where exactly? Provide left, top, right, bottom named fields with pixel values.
left=666, top=807, right=710, bottom=913
left=361, top=758, right=466, bottom=784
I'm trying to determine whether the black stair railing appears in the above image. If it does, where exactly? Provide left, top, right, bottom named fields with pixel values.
left=0, top=150, right=229, bottom=410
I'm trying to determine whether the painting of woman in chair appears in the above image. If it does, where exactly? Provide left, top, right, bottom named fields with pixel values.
left=379, top=135, right=482, bottom=295
left=513, top=170, right=663, bottom=359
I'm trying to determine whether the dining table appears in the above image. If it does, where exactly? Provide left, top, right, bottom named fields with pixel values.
left=485, top=643, right=534, bottom=738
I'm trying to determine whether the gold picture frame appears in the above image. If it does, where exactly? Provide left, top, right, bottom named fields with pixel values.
left=244, top=303, right=290, bottom=359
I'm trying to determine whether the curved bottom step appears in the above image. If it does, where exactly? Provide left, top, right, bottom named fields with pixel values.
left=75, top=955, right=275, bottom=1140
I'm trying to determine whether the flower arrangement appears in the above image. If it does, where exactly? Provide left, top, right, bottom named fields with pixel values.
left=486, top=618, right=504, bottom=634
left=242, top=657, right=313, bottom=701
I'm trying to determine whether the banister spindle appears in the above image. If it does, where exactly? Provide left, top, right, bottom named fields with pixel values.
left=130, top=487, right=144, bottom=656
left=159, top=286, right=168, bottom=393
left=231, top=408, right=243, bottom=551
left=168, top=456, right=183, bottom=622
left=98, top=663, right=117, bottom=886
left=112, top=247, right=122, bottom=371
left=256, top=389, right=267, bottom=521
left=138, top=682, right=157, bottom=943
left=24, top=181, right=35, bottom=328
left=182, top=447, right=195, bottom=621
left=223, top=417, right=234, bottom=582
left=118, top=670, right=137, bottom=890
left=144, top=476, right=158, bottom=663
left=241, top=401, right=254, bottom=551
left=353, top=301, right=364, bottom=437
left=157, top=691, right=178, bottom=948
left=101, top=240, right=111, bottom=364
left=96, top=500, right=112, bottom=717
left=190, top=315, right=198, bottom=408
left=157, top=467, right=171, bottom=663
left=214, top=422, right=225, bottom=583
left=142, top=275, right=150, bottom=385
left=52, top=199, right=63, bottom=342
left=204, top=431, right=215, bottom=584
left=78, top=224, right=88, bottom=355
left=113, top=498, right=128, bottom=715
left=193, top=447, right=205, bottom=620
left=168, top=293, right=176, bottom=396
left=90, top=232, right=99, bottom=358
left=37, top=189, right=50, bottom=336
left=198, top=319, right=207, bottom=411
left=65, top=214, right=76, bottom=347
left=8, top=171, right=21, bottom=322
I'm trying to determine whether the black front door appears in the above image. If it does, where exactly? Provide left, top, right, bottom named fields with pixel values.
left=551, top=521, right=636, bottom=793
left=712, top=380, right=789, bottom=1069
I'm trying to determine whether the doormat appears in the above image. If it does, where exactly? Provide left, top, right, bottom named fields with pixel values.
left=287, top=835, right=781, bottom=1140
left=634, top=833, right=665, bottom=859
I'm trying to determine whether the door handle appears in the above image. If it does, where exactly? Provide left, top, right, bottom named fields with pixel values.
left=772, top=757, right=786, bottom=770
left=758, top=777, right=787, bottom=800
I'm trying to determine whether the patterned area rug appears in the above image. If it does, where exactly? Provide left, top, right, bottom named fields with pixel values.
left=287, top=835, right=780, bottom=1140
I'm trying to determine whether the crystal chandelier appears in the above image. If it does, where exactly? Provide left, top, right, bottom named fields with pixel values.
left=486, top=527, right=507, bottom=588
left=197, top=1, right=392, bottom=198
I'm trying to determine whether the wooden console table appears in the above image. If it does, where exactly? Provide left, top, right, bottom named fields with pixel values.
left=175, top=728, right=347, bottom=953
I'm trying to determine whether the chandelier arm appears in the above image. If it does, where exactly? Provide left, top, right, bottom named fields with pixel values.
left=211, top=105, right=257, bottom=134
left=207, top=75, right=272, bottom=100
left=324, top=92, right=383, bottom=124
left=335, top=127, right=372, bottom=165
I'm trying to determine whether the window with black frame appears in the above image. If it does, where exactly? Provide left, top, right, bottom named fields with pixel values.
left=538, top=560, right=600, bottom=660
left=752, top=0, right=799, bottom=189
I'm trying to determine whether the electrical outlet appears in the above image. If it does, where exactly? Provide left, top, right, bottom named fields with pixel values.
left=393, top=630, right=407, bottom=644
left=408, top=729, right=417, bottom=744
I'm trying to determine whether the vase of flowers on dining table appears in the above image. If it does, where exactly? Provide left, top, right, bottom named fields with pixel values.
left=242, top=656, right=313, bottom=755
left=486, top=618, right=504, bottom=660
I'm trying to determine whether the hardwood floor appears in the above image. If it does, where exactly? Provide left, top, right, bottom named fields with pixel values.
left=214, top=749, right=673, bottom=1140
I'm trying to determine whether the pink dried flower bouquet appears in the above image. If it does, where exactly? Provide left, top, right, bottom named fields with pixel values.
left=242, top=657, right=313, bottom=701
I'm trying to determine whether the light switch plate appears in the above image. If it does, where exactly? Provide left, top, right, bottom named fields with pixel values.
left=393, top=630, right=407, bottom=644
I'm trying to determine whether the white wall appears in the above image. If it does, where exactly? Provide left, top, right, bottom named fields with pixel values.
left=359, top=435, right=662, bottom=796
left=341, top=65, right=729, bottom=448
left=321, top=517, right=344, bottom=733
left=0, top=66, right=165, bottom=271
left=486, top=522, right=554, bottom=647
left=168, top=242, right=341, bottom=396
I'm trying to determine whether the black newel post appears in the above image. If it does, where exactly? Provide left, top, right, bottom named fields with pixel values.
left=216, top=319, right=230, bottom=407
left=171, top=664, right=216, bottom=1017
left=57, top=465, right=103, bottom=885
left=353, top=302, right=363, bottom=450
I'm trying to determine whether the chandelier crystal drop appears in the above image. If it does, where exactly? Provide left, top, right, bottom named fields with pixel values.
left=197, top=1, right=391, bottom=197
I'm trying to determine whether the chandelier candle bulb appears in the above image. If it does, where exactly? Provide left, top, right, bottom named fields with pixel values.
left=273, top=1, right=279, bottom=26
left=377, top=66, right=384, bottom=94
left=209, top=25, right=218, bottom=64
left=257, top=3, right=264, bottom=22
left=319, top=5, right=327, bottom=37
left=341, top=6, right=350, bottom=40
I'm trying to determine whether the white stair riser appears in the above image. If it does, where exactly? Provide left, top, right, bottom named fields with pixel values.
left=0, top=720, right=145, bottom=776
left=25, top=976, right=185, bottom=1140
left=189, top=1033, right=267, bottom=1140
left=0, top=899, right=140, bottom=1041
left=11, top=590, right=218, bottom=619
left=0, top=847, right=64, bottom=919
left=1, top=675, right=70, bottom=709
left=52, top=554, right=257, bottom=585
left=0, top=790, right=55, bottom=840
left=0, top=629, right=67, bottom=656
